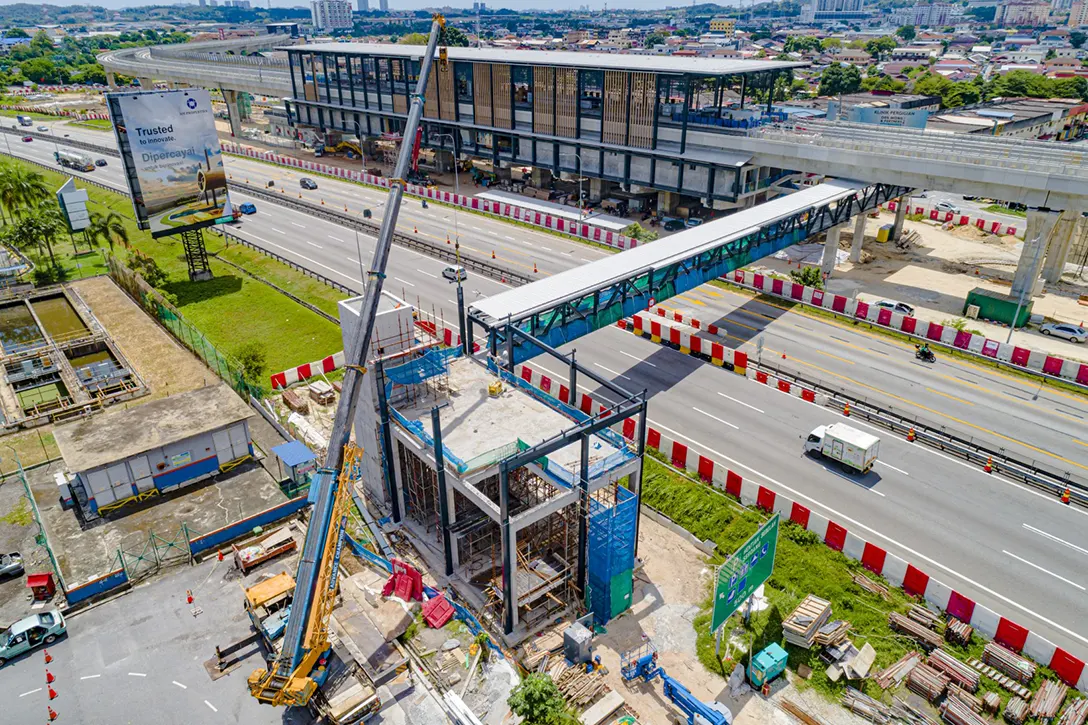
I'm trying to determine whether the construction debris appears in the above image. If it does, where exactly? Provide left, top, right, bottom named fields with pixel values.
left=891, top=697, right=941, bottom=725
left=875, top=651, right=922, bottom=690
left=945, top=619, right=973, bottom=646
left=816, top=620, right=851, bottom=647
left=553, top=662, right=609, bottom=709
left=852, top=573, right=889, bottom=600
left=981, top=692, right=1001, bottom=715
left=967, top=657, right=1032, bottom=700
left=939, top=695, right=989, bottom=725
left=1058, top=699, right=1088, bottom=725
left=889, top=612, right=944, bottom=651
left=947, top=685, right=984, bottom=713
left=928, top=649, right=980, bottom=693
left=282, top=388, right=309, bottom=414
left=783, top=595, right=833, bottom=649
left=1030, top=680, right=1067, bottom=720
left=1005, top=697, right=1030, bottom=725
left=842, top=687, right=890, bottom=724
left=907, top=605, right=942, bottom=630
left=781, top=699, right=827, bottom=725
left=982, top=641, right=1036, bottom=684
left=907, top=663, right=950, bottom=702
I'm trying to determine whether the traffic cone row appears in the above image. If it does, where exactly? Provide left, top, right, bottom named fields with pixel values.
left=46, top=651, right=59, bottom=720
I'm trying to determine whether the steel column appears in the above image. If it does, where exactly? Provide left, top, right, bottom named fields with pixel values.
left=431, top=407, right=454, bottom=576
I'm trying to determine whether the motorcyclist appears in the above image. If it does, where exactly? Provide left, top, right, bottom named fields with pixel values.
left=916, top=343, right=932, bottom=360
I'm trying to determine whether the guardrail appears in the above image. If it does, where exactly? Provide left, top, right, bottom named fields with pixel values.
left=0, top=126, right=121, bottom=158
left=149, top=46, right=289, bottom=67
left=0, top=149, right=123, bottom=195
left=754, top=358, right=1088, bottom=505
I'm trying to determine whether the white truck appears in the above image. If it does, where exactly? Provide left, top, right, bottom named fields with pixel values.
left=804, top=423, right=880, bottom=474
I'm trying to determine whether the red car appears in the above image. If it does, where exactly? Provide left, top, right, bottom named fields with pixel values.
left=21, top=136, right=32, bottom=142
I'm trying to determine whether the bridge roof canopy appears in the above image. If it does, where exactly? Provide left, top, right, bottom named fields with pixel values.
left=287, top=43, right=806, bottom=77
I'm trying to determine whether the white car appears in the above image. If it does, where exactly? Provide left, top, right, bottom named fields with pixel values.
left=875, top=300, right=915, bottom=317
left=442, top=264, right=467, bottom=282
left=935, top=201, right=960, bottom=214
left=37, top=125, right=48, bottom=132
left=1040, top=323, right=1087, bottom=344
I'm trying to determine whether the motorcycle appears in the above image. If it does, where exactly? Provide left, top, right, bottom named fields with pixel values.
left=915, top=345, right=936, bottom=363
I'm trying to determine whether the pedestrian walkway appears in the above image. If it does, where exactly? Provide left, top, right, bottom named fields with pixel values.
left=476, top=190, right=633, bottom=232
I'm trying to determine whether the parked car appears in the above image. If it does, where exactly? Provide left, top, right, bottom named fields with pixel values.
left=21, top=136, right=32, bottom=143
left=1040, top=322, right=1087, bottom=344
left=935, top=201, right=960, bottom=214
left=299, top=178, right=318, bottom=190
left=663, top=219, right=686, bottom=232
left=239, top=202, right=257, bottom=215
left=95, top=159, right=107, bottom=167
left=875, top=300, right=915, bottom=317
left=442, top=264, right=467, bottom=282
left=36, top=125, right=48, bottom=132
left=0, top=552, right=23, bottom=579
left=0, top=610, right=66, bottom=667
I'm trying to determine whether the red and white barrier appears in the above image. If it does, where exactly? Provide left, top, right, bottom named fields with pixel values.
left=512, top=360, right=1088, bottom=693
left=413, top=319, right=480, bottom=353
left=886, top=200, right=1020, bottom=238
left=623, top=309, right=747, bottom=373
left=220, top=142, right=639, bottom=252
left=732, top=270, right=1088, bottom=388
left=269, top=350, right=346, bottom=390
left=3, top=103, right=111, bottom=121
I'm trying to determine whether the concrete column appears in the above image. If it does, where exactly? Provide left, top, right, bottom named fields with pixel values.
left=892, top=196, right=907, bottom=242
left=530, top=167, right=551, bottom=188
left=221, top=88, right=242, bottom=138
left=105, top=71, right=117, bottom=90
left=1041, top=211, right=1077, bottom=283
left=588, top=177, right=605, bottom=202
left=657, top=190, right=678, bottom=215
left=822, top=224, right=845, bottom=279
left=1013, top=209, right=1061, bottom=299
left=137, top=77, right=153, bottom=90
left=850, top=213, right=866, bottom=263
left=433, top=149, right=455, bottom=173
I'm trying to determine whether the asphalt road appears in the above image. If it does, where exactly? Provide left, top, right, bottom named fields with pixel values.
left=913, top=189, right=1026, bottom=229
left=5, top=120, right=1088, bottom=660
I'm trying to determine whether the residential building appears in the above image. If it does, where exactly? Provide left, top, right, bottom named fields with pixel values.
left=997, top=0, right=1052, bottom=25
left=710, top=17, right=736, bottom=37
left=894, top=2, right=955, bottom=26
left=379, top=0, right=388, bottom=11
left=311, top=0, right=353, bottom=31
left=927, top=98, right=1088, bottom=139
left=358, top=0, right=368, bottom=11
left=800, top=0, right=869, bottom=22
left=1070, top=0, right=1088, bottom=25
left=565, top=30, right=591, bottom=44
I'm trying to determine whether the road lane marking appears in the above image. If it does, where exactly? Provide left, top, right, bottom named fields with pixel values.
left=416, top=269, right=438, bottom=278
left=1023, top=524, right=1088, bottom=556
left=205, top=701, right=219, bottom=713
left=541, top=246, right=552, bottom=251
left=328, top=235, right=343, bottom=242
left=1075, top=439, right=1088, bottom=448
left=291, top=222, right=306, bottom=228
left=816, top=349, right=854, bottom=365
left=270, top=228, right=285, bottom=234
left=173, top=681, right=188, bottom=689
left=620, top=350, right=654, bottom=367
left=692, top=407, right=739, bottom=429
left=20, top=688, right=42, bottom=697
left=821, top=466, right=886, bottom=496
left=925, top=387, right=975, bottom=406
left=393, top=277, right=415, bottom=287
left=876, top=460, right=909, bottom=476
left=128, top=672, right=147, bottom=677
left=717, top=392, right=763, bottom=413
left=1003, top=550, right=1085, bottom=591
left=306, top=241, right=322, bottom=249
left=505, top=235, right=515, bottom=240
left=80, top=675, right=101, bottom=680
left=593, top=363, right=631, bottom=381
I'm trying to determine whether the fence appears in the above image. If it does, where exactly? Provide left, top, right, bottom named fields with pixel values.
left=188, top=495, right=308, bottom=556
left=221, top=229, right=356, bottom=298
left=106, top=255, right=265, bottom=400
left=118, top=525, right=194, bottom=583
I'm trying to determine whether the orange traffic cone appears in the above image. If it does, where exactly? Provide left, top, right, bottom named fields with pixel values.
left=984, top=456, right=993, bottom=473
left=48, top=706, right=58, bottom=721
left=843, top=402, right=851, bottom=417
left=1061, top=487, right=1071, bottom=505
left=48, top=686, right=57, bottom=700
left=186, top=589, right=194, bottom=605
left=44, top=649, right=52, bottom=664
left=46, top=670, right=55, bottom=684
left=533, top=263, right=538, bottom=273
left=781, top=351, right=787, bottom=359
left=446, top=234, right=451, bottom=244
left=344, top=206, right=348, bottom=212
left=414, top=226, right=418, bottom=233
left=907, top=427, right=915, bottom=442
left=217, top=550, right=224, bottom=562
left=491, top=250, right=496, bottom=259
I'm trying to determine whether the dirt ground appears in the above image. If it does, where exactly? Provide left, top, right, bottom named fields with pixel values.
left=71, top=277, right=212, bottom=401
left=0, top=475, right=61, bottom=627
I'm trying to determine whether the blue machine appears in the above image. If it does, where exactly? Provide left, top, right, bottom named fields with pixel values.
left=621, top=641, right=732, bottom=725
left=748, top=643, right=788, bottom=688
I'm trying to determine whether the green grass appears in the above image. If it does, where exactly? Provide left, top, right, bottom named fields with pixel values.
left=0, top=497, right=32, bottom=526
left=2, top=155, right=348, bottom=385
left=0, top=109, right=57, bottom=121
left=0, top=430, right=60, bottom=478
left=982, top=204, right=1026, bottom=218
left=68, top=118, right=114, bottom=131
left=641, top=450, right=1076, bottom=706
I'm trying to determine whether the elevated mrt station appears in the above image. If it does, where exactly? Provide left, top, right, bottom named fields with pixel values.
left=283, top=45, right=805, bottom=218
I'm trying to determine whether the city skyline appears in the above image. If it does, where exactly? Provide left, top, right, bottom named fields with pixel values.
left=7, top=0, right=747, bottom=12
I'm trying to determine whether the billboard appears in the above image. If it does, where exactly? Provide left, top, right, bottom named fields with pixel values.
left=106, top=89, right=231, bottom=238
left=56, top=177, right=90, bottom=233
left=710, top=512, right=779, bottom=632
left=827, top=102, right=930, bottom=129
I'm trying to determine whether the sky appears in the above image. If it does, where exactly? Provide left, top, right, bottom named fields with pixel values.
left=29, top=0, right=743, bottom=12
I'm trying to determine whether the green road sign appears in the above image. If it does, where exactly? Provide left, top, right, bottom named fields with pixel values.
left=711, top=512, right=779, bottom=632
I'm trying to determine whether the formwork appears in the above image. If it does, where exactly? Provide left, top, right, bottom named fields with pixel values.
left=586, top=484, right=637, bottom=624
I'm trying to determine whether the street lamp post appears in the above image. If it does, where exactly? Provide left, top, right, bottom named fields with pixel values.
left=433, top=131, right=470, bottom=354
left=572, top=151, right=586, bottom=219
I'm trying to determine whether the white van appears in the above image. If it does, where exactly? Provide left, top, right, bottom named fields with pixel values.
left=442, top=264, right=467, bottom=282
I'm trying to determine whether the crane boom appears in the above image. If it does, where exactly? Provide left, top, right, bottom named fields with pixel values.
left=248, top=14, right=447, bottom=708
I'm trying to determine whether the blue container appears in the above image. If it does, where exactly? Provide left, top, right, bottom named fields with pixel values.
left=748, top=643, right=788, bottom=688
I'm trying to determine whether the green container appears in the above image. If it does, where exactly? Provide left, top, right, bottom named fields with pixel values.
left=964, top=287, right=1033, bottom=329
left=610, top=569, right=633, bottom=619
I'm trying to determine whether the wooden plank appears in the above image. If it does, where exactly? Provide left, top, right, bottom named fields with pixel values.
left=579, top=690, right=624, bottom=725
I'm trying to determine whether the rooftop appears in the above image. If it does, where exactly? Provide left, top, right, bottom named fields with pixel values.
left=54, top=383, right=253, bottom=473
left=288, top=42, right=805, bottom=76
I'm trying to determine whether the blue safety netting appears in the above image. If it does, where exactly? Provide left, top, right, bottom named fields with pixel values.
left=385, top=347, right=460, bottom=386
left=586, top=485, right=638, bottom=624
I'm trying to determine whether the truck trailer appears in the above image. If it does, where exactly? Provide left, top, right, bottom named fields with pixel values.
left=804, top=423, right=880, bottom=474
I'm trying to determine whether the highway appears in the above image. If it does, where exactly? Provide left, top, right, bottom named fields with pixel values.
left=3, top=120, right=1087, bottom=660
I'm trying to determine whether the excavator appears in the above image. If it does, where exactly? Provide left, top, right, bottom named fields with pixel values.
left=247, top=13, right=449, bottom=709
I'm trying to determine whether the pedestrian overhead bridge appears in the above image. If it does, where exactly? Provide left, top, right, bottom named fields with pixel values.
left=468, top=179, right=910, bottom=364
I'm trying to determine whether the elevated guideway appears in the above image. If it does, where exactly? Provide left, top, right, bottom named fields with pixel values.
left=468, top=179, right=909, bottom=363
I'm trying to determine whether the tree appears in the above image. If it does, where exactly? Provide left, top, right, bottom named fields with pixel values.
left=508, top=674, right=572, bottom=725
left=87, top=211, right=128, bottom=252
left=820, top=37, right=842, bottom=50
left=966, top=6, right=996, bottom=21
left=896, top=25, right=916, bottom=42
left=397, top=32, right=429, bottom=45
left=784, top=36, right=821, bottom=53
left=790, top=266, right=824, bottom=289
left=0, top=163, right=50, bottom=222
left=127, top=250, right=168, bottom=288
left=864, top=36, right=898, bottom=59
left=644, top=32, right=666, bottom=48
left=623, top=222, right=659, bottom=243
left=30, top=30, right=55, bottom=55
left=236, top=342, right=267, bottom=388
left=818, top=64, right=862, bottom=96
left=1072, top=31, right=1087, bottom=49
left=440, top=25, right=470, bottom=47
left=1, top=202, right=65, bottom=268
left=4, top=28, right=30, bottom=38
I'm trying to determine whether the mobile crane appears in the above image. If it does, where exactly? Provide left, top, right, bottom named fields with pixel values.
left=247, top=13, right=448, bottom=708
left=621, top=641, right=732, bottom=725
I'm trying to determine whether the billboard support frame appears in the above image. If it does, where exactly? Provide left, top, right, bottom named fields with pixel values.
left=180, top=227, right=213, bottom=282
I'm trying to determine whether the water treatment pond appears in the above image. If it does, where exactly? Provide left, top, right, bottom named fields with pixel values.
left=0, top=302, right=44, bottom=353
left=31, top=295, right=88, bottom=341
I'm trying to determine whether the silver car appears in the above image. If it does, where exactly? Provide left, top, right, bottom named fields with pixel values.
left=1040, top=323, right=1087, bottom=344
left=0, top=552, right=23, bottom=579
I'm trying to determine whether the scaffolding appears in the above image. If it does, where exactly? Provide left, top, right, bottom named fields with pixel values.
left=586, top=483, right=638, bottom=625
left=398, top=440, right=441, bottom=532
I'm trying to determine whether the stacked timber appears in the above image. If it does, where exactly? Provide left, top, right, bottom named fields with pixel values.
left=967, top=657, right=1032, bottom=700
left=783, top=596, right=832, bottom=649
left=1005, top=697, right=1030, bottom=725
left=981, top=692, right=1001, bottom=715
left=282, top=388, right=309, bottom=414
left=852, top=573, right=889, bottom=600
left=842, top=687, right=890, bottom=724
left=815, top=620, right=850, bottom=647
left=947, top=685, right=984, bottom=714
left=939, top=697, right=989, bottom=725
left=554, top=663, right=609, bottom=709
left=891, top=697, right=942, bottom=725
left=928, top=650, right=980, bottom=693
left=908, top=605, right=942, bottom=630
left=875, top=651, right=922, bottom=690
left=1058, top=700, right=1088, bottom=725
left=890, top=612, right=944, bottom=650
left=982, top=642, right=1036, bottom=684
left=907, top=663, right=950, bottom=702
left=945, top=619, right=973, bottom=646
left=1030, top=680, right=1067, bottom=720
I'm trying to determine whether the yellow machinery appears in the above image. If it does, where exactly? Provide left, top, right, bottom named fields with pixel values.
left=324, top=141, right=363, bottom=157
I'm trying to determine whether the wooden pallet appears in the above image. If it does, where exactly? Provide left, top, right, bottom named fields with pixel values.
left=966, top=658, right=1031, bottom=700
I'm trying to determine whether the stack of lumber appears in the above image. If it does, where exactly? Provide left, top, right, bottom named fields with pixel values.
left=875, top=651, right=922, bottom=690
left=939, top=696, right=989, bottom=725
left=908, top=605, right=942, bottom=630
left=889, top=612, right=944, bottom=650
left=966, top=657, right=1032, bottom=700
left=553, top=663, right=609, bottom=709
left=780, top=700, right=827, bottom=725
left=783, top=596, right=832, bottom=649
left=282, top=388, right=309, bottom=414
left=842, top=687, right=890, bottom=724
left=945, top=619, right=973, bottom=646
left=907, top=663, right=950, bottom=702
left=1030, top=680, right=1067, bottom=720
left=521, top=629, right=564, bottom=672
left=928, top=650, right=980, bottom=693
left=815, top=620, right=851, bottom=647
left=852, top=573, right=889, bottom=600
left=947, top=685, right=984, bottom=713
left=1058, top=699, right=1088, bottom=725
left=981, top=692, right=1001, bottom=715
left=891, top=697, right=941, bottom=725
left=1005, top=697, right=1030, bottom=725
left=982, top=642, right=1036, bottom=684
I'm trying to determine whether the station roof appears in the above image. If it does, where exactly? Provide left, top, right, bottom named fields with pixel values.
left=290, top=43, right=806, bottom=76
left=54, top=383, right=253, bottom=473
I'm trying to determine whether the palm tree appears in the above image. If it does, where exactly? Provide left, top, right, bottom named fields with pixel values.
left=87, top=211, right=129, bottom=253
left=0, top=164, right=50, bottom=221
left=2, top=203, right=66, bottom=268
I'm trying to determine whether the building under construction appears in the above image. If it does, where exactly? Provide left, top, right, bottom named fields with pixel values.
left=339, top=296, right=647, bottom=643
